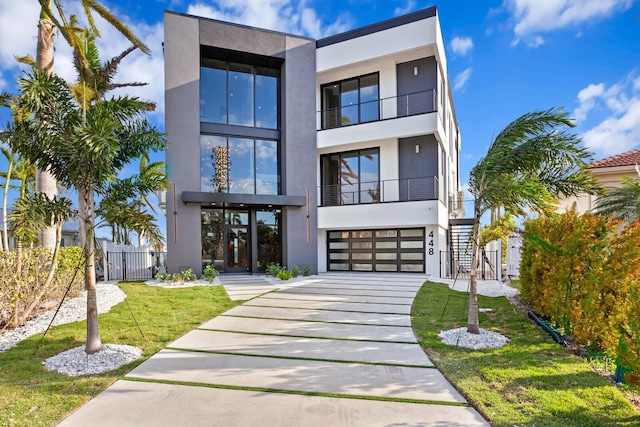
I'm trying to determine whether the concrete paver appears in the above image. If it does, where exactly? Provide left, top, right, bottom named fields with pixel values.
left=58, top=381, right=488, bottom=427
left=126, top=349, right=463, bottom=402
left=222, top=304, right=412, bottom=326
left=167, top=329, right=432, bottom=365
left=57, top=273, right=489, bottom=426
left=244, top=297, right=412, bottom=314
left=260, top=292, right=416, bottom=305
left=199, top=315, right=417, bottom=342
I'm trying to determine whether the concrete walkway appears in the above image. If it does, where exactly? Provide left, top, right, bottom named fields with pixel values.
left=58, top=273, right=489, bottom=426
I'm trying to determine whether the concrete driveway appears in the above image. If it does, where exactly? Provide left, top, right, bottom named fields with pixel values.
left=58, top=273, right=488, bottom=426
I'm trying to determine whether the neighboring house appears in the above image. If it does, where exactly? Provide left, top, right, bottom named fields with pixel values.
left=164, top=6, right=463, bottom=276
left=557, top=148, right=640, bottom=214
left=0, top=209, right=80, bottom=250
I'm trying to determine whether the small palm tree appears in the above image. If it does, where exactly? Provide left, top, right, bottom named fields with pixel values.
left=467, top=107, right=602, bottom=334
left=593, top=166, right=640, bottom=223
left=11, top=66, right=165, bottom=353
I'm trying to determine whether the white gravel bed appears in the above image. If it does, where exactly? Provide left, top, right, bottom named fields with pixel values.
left=439, top=327, right=511, bottom=350
left=428, top=277, right=519, bottom=298
left=144, top=277, right=221, bottom=288
left=43, top=344, right=142, bottom=376
left=0, top=282, right=126, bottom=353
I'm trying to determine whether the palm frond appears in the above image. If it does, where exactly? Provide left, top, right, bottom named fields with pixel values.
left=593, top=177, right=640, bottom=223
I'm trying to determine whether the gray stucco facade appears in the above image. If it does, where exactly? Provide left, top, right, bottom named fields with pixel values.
left=164, top=11, right=317, bottom=275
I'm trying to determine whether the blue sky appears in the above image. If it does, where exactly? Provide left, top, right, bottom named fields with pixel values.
left=1, top=0, right=639, bottom=239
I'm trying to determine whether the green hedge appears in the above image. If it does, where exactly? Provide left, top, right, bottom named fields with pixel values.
left=521, top=210, right=640, bottom=385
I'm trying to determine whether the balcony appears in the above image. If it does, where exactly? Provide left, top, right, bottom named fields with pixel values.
left=317, top=89, right=437, bottom=131
left=319, top=176, right=439, bottom=207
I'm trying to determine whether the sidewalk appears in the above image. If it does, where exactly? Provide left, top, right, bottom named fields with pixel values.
left=58, top=273, right=489, bottom=426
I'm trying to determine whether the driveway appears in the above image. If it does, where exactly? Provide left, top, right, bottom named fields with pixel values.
left=58, top=272, right=488, bottom=426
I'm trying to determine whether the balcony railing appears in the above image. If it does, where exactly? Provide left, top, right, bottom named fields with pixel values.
left=318, top=89, right=437, bottom=130
left=319, top=176, right=439, bottom=207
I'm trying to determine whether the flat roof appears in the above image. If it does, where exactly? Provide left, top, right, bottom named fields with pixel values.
left=316, top=6, right=437, bottom=48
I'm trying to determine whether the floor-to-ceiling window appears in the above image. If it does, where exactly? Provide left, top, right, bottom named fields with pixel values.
left=201, top=59, right=279, bottom=129
left=320, top=148, right=380, bottom=206
left=321, top=73, right=379, bottom=129
left=200, top=136, right=278, bottom=195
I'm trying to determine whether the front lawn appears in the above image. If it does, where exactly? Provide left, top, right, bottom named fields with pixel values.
left=412, top=281, right=640, bottom=427
left=0, top=282, right=240, bottom=427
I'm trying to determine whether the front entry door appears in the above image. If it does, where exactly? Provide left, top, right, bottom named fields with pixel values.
left=226, top=226, right=249, bottom=272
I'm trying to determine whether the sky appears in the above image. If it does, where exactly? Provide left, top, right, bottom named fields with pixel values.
left=0, top=0, right=639, bottom=239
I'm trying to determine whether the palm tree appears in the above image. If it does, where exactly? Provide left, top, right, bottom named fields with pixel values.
left=593, top=166, right=640, bottom=223
left=29, top=0, right=151, bottom=249
left=466, top=107, right=601, bottom=334
left=34, top=1, right=57, bottom=250
left=136, top=153, right=167, bottom=246
left=11, top=65, right=165, bottom=353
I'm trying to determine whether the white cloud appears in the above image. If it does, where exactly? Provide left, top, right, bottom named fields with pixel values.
left=186, top=0, right=351, bottom=39
left=453, top=67, right=472, bottom=91
left=504, top=0, right=633, bottom=46
left=394, top=1, right=416, bottom=16
left=575, top=74, right=640, bottom=156
left=450, top=36, right=473, bottom=56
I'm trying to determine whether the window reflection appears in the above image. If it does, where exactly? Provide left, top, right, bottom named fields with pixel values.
left=200, top=60, right=279, bottom=129
left=201, top=136, right=279, bottom=195
left=320, top=148, right=380, bottom=205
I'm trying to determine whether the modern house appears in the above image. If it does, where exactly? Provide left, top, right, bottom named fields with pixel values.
left=557, top=148, right=640, bottom=214
left=164, top=6, right=463, bottom=277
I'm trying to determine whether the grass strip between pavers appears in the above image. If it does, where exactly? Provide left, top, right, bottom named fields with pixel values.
left=278, top=288, right=419, bottom=296
left=164, top=347, right=436, bottom=369
left=196, top=328, right=420, bottom=344
left=219, top=313, right=411, bottom=328
left=122, top=377, right=470, bottom=408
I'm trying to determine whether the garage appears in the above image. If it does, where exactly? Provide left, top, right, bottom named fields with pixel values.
left=327, top=228, right=425, bottom=273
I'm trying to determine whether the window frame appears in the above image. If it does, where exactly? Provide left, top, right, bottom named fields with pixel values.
left=320, top=72, right=380, bottom=129
left=320, top=147, right=381, bottom=206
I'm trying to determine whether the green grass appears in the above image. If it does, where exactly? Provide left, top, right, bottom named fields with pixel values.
left=412, top=281, right=640, bottom=427
left=0, top=282, right=240, bottom=427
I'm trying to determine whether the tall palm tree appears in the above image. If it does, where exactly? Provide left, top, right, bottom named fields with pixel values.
left=30, top=0, right=151, bottom=250
left=467, top=107, right=601, bottom=334
left=136, top=153, right=167, bottom=246
left=593, top=166, right=640, bottom=223
left=34, top=1, right=58, bottom=250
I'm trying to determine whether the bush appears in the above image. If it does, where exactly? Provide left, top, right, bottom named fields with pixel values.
left=155, top=272, right=171, bottom=282
left=290, top=265, right=300, bottom=278
left=277, top=269, right=293, bottom=281
left=202, top=264, right=219, bottom=282
left=303, top=265, right=311, bottom=277
left=521, top=211, right=640, bottom=385
left=266, top=263, right=282, bottom=278
left=0, top=246, right=84, bottom=329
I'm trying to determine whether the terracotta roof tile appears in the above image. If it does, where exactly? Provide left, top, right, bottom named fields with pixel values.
left=589, top=148, right=640, bottom=169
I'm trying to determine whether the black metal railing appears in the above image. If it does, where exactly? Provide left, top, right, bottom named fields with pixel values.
left=440, top=250, right=498, bottom=280
left=319, top=176, right=439, bottom=207
left=318, top=89, right=437, bottom=130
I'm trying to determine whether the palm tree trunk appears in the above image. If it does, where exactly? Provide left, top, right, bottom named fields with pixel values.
left=467, top=202, right=481, bottom=334
left=35, top=12, right=57, bottom=250
left=80, top=188, right=102, bottom=354
left=2, top=159, right=13, bottom=251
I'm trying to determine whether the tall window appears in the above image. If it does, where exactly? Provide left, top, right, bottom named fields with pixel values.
left=321, top=148, right=379, bottom=206
left=321, top=73, right=379, bottom=129
left=201, top=59, right=279, bottom=129
left=201, top=135, right=278, bottom=195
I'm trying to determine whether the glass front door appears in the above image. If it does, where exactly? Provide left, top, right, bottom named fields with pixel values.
left=226, top=226, right=249, bottom=272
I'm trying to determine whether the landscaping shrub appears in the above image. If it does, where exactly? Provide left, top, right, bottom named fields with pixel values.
left=521, top=211, right=640, bottom=385
left=0, top=246, right=85, bottom=329
left=202, top=264, right=219, bottom=282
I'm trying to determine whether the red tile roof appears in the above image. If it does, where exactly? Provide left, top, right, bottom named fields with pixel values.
left=589, top=148, right=640, bottom=169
